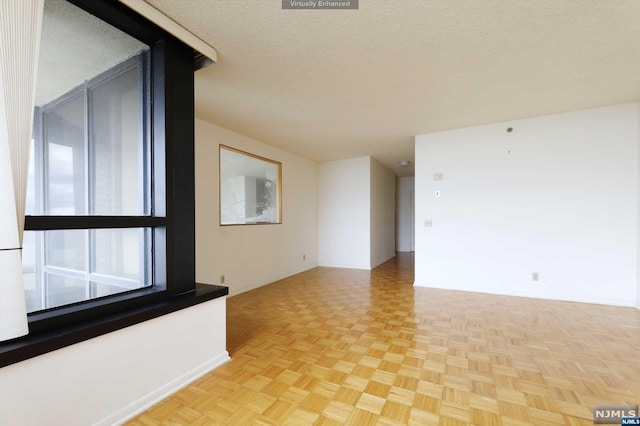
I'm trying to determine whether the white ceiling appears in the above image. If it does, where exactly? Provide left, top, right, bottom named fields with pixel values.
left=145, top=0, right=640, bottom=177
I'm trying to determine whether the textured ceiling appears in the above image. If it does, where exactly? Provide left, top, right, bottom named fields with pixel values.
left=145, top=0, right=640, bottom=176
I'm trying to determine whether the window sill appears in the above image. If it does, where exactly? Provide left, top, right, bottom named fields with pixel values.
left=0, top=283, right=228, bottom=368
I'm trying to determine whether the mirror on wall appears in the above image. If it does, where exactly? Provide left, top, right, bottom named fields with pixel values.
left=219, top=145, right=282, bottom=225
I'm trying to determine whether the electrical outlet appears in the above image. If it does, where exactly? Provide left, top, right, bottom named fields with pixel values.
left=424, top=219, right=432, bottom=227
left=220, top=274, right=225, bottom=284
left=532, top=272, right=539, bottom=281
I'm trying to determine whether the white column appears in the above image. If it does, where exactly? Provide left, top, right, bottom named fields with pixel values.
left=0, top=0, right=44, bottom=341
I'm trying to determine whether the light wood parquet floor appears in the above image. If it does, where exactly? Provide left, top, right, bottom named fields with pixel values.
left=129, top=253, right=640, bottom=425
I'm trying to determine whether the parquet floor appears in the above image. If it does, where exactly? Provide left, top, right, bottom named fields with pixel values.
left=128, top=253, right=640, bottom=425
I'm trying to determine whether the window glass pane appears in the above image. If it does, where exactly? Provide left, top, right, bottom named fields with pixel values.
left=93, top=228, right=150, bottom=282
left=46, top=229, right=86, bottom=271
left=91, top=281, right=139, bottom=299
left=23, top=228, right=152, bottom=313
left=45, top=95, right=86, bottom=215
left=46, top=274, right=87, bottom=308
left=36, top=0, right=147, bottom=107
left=26, top=0, right=151, bottom=217
left=22, top=232, right=39, bottom=312
left=91, top=65, right=147, bottom=215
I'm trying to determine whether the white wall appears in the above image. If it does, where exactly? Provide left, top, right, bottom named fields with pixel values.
left=396, top=177, right=415, bottom=252
left=318, top=156, right=371, bottom=269
left=196, top=119, right=318, bottom=295
left=370, top=157, right=396, bottom=268
left=0, top=298, right=228, bottom=426
left=415, top=103, right=639, bottom=307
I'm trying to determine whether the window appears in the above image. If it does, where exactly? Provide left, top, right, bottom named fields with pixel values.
left=24, top=50, right=151, bottom=312
left=219, top=145, right=282, bottom=225
left=22, top=0, right=196, bottom=332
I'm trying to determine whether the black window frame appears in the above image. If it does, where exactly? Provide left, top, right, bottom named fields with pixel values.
left=26, top=52, right=152, bottom=313
left=22, top=0, right=196, bottom=335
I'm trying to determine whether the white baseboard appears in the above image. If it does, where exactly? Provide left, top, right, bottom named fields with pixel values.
left=229, top=265, right=318, bottom=296
left=636, top=299, right=640, bottom=310
left=370, top=253, right=396, bottom=270
left=318, top=263, right=371, bottom=270
left=95, top=351, right=231, bottom=426
left=413, top=281, right=635, bottom=308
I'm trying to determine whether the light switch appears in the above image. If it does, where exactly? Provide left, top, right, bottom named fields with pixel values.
left=435, top=190, right=441, bottom=198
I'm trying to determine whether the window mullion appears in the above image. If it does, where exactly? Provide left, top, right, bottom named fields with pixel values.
left=40, top=106, right=49, bottom=309
left=140, top=51, right=150, bottom=216
left=87, top=230, right=94, bottom=300
left=33, top=108, right=45, bottom=311
left=85, top=82, right=92, bottom=216
left=42, top=265, right=86, bottom=280
left=36, top=232, right=45, bottom=311
left=84, top=83, right=94, bottom=300
left=140, top=52, right=151, bottom=289
left=41, top=110, right=49, bottom=215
